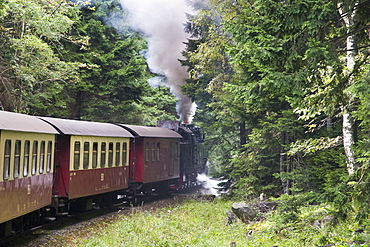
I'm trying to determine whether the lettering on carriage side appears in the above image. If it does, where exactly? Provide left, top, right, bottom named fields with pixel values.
left=27, top=184, right=31, bottom=195
left=29, top=200, right=35, bottom=207
left=0, top=186, right=5, bottom=191
left=95, top=183, right=109, bottom=191
left=100, top=173, right=104, bottom=181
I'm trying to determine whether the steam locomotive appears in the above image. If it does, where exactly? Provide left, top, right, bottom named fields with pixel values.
left=0, top=111, right=207, bottom=238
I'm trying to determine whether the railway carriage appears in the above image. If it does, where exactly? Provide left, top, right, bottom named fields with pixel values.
left=117, top=124, right=182, bottom=194
left=39, top=117, right=133, bottom=214
left=0, top=111, right=58, bottom=237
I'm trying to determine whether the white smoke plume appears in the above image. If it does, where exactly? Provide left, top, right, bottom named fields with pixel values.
left=120, top=0, right=196, bottom=123
left=196, top=173, right=224, bottom=196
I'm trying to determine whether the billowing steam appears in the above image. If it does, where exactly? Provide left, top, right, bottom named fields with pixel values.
left=196, top=173, right=224, bottom=196
left=120, top=0, right=196, bottom=123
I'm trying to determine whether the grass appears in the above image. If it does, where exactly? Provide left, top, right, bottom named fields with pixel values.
left=75, top=197, right=370, bottom=247
left=76, top=199, right=246, bottom=247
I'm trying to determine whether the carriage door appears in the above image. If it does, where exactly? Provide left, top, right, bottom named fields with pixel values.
left=167, top=141, right=175, bottom=176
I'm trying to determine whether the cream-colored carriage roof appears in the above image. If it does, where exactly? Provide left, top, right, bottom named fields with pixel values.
left=0, top=111, right=58, bottom=134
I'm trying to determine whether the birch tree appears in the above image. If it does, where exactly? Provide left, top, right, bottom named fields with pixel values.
left=338, top=1, right=358, bottom=175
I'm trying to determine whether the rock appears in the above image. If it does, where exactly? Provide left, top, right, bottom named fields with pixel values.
left=231, top=201, right=279, bottom=223
left=231, top=202, right=257, bottom=223
left=226, top=210, right=238, bottom=224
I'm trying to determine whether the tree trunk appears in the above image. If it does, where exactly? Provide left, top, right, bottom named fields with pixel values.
left=343, top=113, right=356, bottom=174
left=339, top=2, right=357, bottom=175
left=240, top=121, right=246, bottom=147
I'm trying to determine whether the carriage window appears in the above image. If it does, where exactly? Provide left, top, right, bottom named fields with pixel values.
left=108, top=142, right=113, bottom=167
left=31, top=141, right=38, bottom=175
left=101, top=142, right=106, bottom=168
left=46, top=141, right=52, bottom=173
left=73, top=141, right=80, bottom=170
left=151, top=142, right=155, bottom=161
left=3, top=140, right=11, bottom=180
left=14, top=140, right=21, bottom=179
left=83, top=142, right=90, bottom=169
left=92, top=142, right=98, bottom=168
left=115, top=143, right=121, bottom=166
left=145, top=142, right=149, bottom=162
left=122, top=142, right=127, bottom=166
left=23, top=140, right=30, bottom=177
left=156, top=143, right=160, bottom=161
left=39, top=141, right=45, bottom=174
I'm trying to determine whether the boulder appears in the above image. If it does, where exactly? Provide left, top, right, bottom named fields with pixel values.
left=231, top=202, right=257, bottom=223
left=226, top=210, right=238, bottom=224
left=231, top=201, right=279, bottom=223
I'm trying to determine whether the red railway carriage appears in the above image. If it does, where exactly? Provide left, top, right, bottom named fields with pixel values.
left=39, top=117, right=133, bottom=213
left=117, top=124, right=182, bottom=192
left=0, top=111, right=58, bottom=235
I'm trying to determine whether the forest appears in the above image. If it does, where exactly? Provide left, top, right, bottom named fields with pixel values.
left=2, top=0, right=370, bottom=223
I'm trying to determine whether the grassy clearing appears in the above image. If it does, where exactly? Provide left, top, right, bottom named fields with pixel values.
left=77, top=199, right=246, bottom=247
left=76, top=198, right=370, bottom=247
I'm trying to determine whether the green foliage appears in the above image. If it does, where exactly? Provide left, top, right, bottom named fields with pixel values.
left=350, top=65, right=370, bottom=127
left=0, top=0, right=80, bottom=113
left=125, top=86, right=178, bottom=125
left=58, top=0, right=142, bottom=119
left=348, top=144, right=370, bottom=222
left=286, top=149, right=347, bottom=194
left=226, top=126, right=281, bottom=198
left=272, top=192, right=322, bottom=224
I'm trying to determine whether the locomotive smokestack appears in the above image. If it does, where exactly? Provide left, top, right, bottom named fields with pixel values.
left=120, top=0, right=196, bottom=123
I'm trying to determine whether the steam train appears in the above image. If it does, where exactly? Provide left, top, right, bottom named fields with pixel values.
left=0, top=111, right=207, bottom=238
